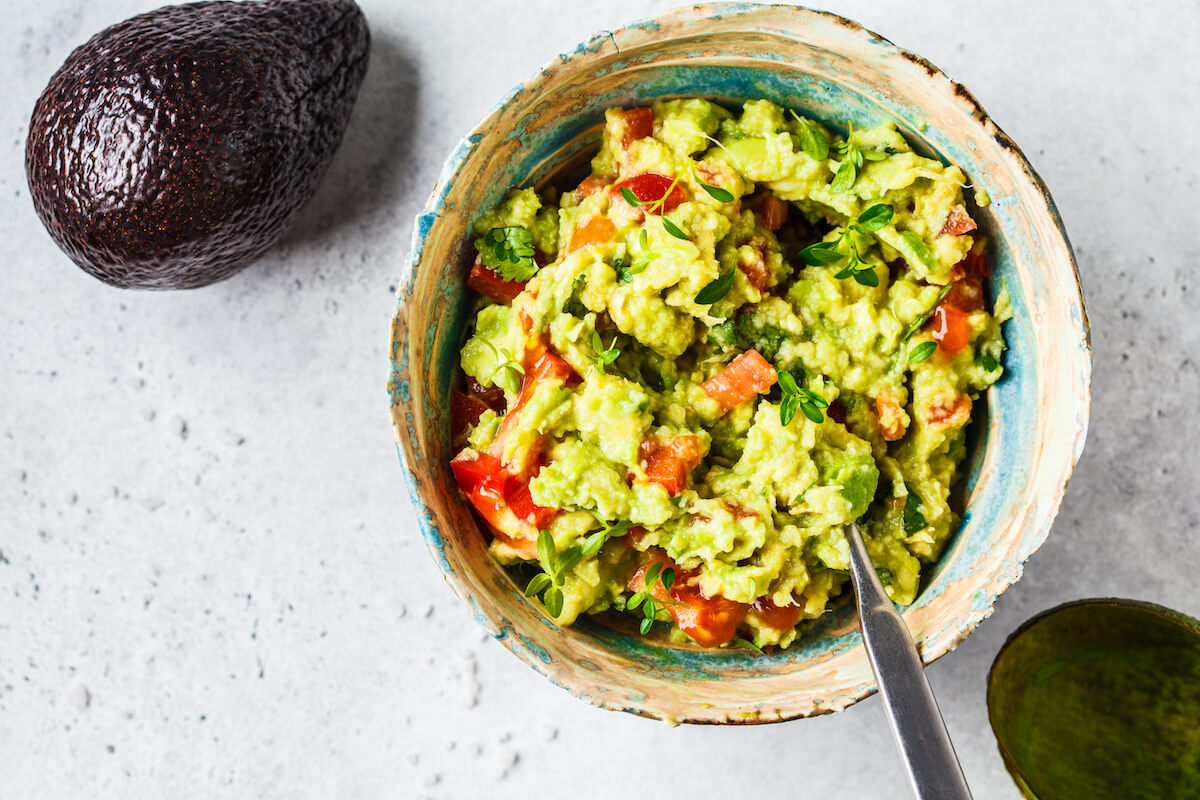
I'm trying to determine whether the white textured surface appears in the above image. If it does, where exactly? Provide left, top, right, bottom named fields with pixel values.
left=2, top=1, right=1197, bottom=797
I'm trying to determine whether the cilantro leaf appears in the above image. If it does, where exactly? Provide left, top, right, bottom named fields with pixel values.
left=831, top=159, right=857, bottom=193
left=902, top=490, right=927, bottom=533
left=474, top=226, right=538, bottom=282
left=697, top=180, right=734, bottom=203
left=790, top=111, right=830, bottom=162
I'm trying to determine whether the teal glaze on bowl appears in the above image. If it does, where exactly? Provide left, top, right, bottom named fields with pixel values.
left=388, top=4, right=1091, bottom=724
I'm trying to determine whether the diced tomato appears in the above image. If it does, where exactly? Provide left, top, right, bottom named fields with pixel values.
left=625, top=526, right=649, bottom=549
left=930, top=304, right=970, bottom=355
left=628, top=552, right=748, bottom=647
left=467, top=377, right=505, bottom=413
left=451, top=390, right=489, bottom=440
left=939, top=205, right=978, bottom=237
left=752, top=598, right=804, bottom=631
left=639, top=435, right=704, bottom=496
left=614, top=172, right=687, bottom=214
left=924, top=393, right=972, bottom=429
left=875, top=394, right=908, bottom=442
left=467, top=260, right=525, bottom=304
left=489, top=347, right=576, bottom=479
left=738, top=246, right=771, bottom=291
left=747, top=191, right=789, bottom=231
left=702, top=349, right=778, bottom=414
left=566, top=216, right=616, bottom=254
left=573, top=173, right=614, bottom=201
left=615, top=107, right=654, bottom=148
left=506, top=480, right=557, bottom=530
left=944, top=248, right=988, bottom=312
left=450, top=450, right=540, bottom=558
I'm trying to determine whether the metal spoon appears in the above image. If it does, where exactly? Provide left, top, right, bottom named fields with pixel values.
left=845, top=522, right=973, bottom=800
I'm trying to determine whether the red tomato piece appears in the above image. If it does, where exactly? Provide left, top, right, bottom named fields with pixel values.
left=450, top=450, right=539, bottom=557
left=752, top=598, right=804, bottom=631
left=467, top=377, right=505, bottom=413
left=747, top=191, right=789, bottom=231
left=738, top=245, right=771, bottom=291
left=467, top=260, right=525, bottom=304
left=925, top=394, right=972, bottom=429
left=944, top=248, right=989, bottom=312
left=505, top=479, right=557, bottom=530
left=639, top=435, right=704, bottom=496
left=566, top=216, right=616, bottom=254
left=489, top=347, right=576, bottom=478
left=615, top=172, right=687, bottom=214
left=573, top=173, right=614, bottom=201
left=930, top=304, right=970, bottom=355
left=451, top=390, right=488, bottom=440
left=875, top=394, right=907, bottom=442
left=701, top=349, right=778, bottom=414
left=939, top=205, right=978, bottom=237
left=628, top=552, right=748, bottom=647
left=616, top=107, right=654, bottom=148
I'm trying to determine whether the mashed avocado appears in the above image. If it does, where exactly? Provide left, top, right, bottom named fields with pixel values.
left=450, top=99, right=1009, bottom=650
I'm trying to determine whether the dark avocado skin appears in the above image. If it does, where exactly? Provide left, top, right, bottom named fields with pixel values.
left=25, top=0, right=370, bottom=289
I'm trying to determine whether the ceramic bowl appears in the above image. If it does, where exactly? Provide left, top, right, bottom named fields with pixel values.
left=388, top=3, right=1091, bottom=723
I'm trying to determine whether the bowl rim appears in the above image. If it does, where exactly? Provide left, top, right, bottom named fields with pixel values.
left=389, top=2, right=1092, bottom=723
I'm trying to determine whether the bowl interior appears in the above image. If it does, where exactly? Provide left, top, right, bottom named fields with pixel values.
left=389, top=4, right=1090, bottom=723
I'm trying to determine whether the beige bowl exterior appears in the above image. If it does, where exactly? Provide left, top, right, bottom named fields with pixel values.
left=388, top=4, right=1091, bottom=723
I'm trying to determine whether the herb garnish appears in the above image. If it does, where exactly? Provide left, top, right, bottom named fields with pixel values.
left=788, top=109, right=830, bottom=162
left=900, top=283, right=953, bottom=344
left=778, top=369, right=829, bottom=426
left=478, top=338, right=525, bottom=388
left=587, top=330, right=621, bottom=371
left=697, top=179, right=734, bottom=203
left=627, top=561, right=676, bottom=635
left=907, top=340, right=937, bottom=364
left=902, top=489, right=926, bottom=533
left=830, top=122, right=888, bottom=194
left=619, top=174, right=682, bottom=216
left=731, top=637, right=765, bottom=655
left=525, top=528, right=585, bottom=618
left=695, top=269, right=736, bottom=305
left=876, top=568, right=894, bottom=587
left=616, top=230, right=652, bottom=283
left=797, top=203, right=892, bottom=287
left=474, top=226, right=538, bottom=282
left=661, top=218, right=690, bottom=241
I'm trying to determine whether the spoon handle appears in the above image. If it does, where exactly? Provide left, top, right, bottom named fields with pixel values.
left=846, top=522, right=973, bottom=800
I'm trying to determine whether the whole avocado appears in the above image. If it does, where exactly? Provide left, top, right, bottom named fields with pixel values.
left=25, top=0, right=370, bottom=289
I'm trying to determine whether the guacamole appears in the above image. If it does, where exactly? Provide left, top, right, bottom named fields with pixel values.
left=449, top=99, right=1009, bottom=649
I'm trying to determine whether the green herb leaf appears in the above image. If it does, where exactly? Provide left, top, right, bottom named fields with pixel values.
left=908, top=340, right=937, bottom=363
left=853, top=268, right=880, bottom=287
left=856, top=204, right=894, bottom=232
left=525, top=573, right=551, bottom=597
left=799, top=401, right=825, bottom=424
left=698, top=181, right=735, bottom=203
left=731, top=637, right=765, bottom=654
left=661, top=218, right=689, bottom=241
left=833, top=263, right=857, bottom=280
left=474, top=226, right=538, bottom=282
left=876, top=567, right=894, bottom=586
left=536, top=528, right=555, bottom=573
left=639, top=617, right=654, bottom=635
left=544, top=586, right=564, bottom=617
left=696, top=270, right=735, bottom=305
left=779, top=395, right=798, bottom=426
left=981, top=352, right=999, bottom=372
left=831, top=159, right=857, bottom=193
left=661, top=568, right=676, bottom=592
left=777, top=370, right=799, bottom=395
left=799, top=388, right=830, bottom=409
left=901, top=283, right=954, bottom=343
left=792, top=113, right=830, bottom=162
left=644, top=562, right=663, bottom=588
left=556, top=545, right=583, bottom=576
left=580, top=530, right=608, bottom=559
left=902, top=490, right=927, bottom=533
left=642, top=600, right=658, bottom=621
left=619, top=186, right=643, bottom=206
left=628, top=591, right=647, bottom=610
left=861, top=149, right=888, bottom=162
left=799, top=240, right=843, bottom=266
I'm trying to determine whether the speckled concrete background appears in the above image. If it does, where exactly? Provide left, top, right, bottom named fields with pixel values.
left=2, top=1, right=1197, bottom=797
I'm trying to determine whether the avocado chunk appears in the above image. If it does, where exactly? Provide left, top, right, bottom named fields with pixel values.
left=24, top=0, right=370, bottom=289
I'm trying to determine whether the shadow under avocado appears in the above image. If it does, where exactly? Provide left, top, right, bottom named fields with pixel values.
left=280, top=34, right=419, bottom=253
